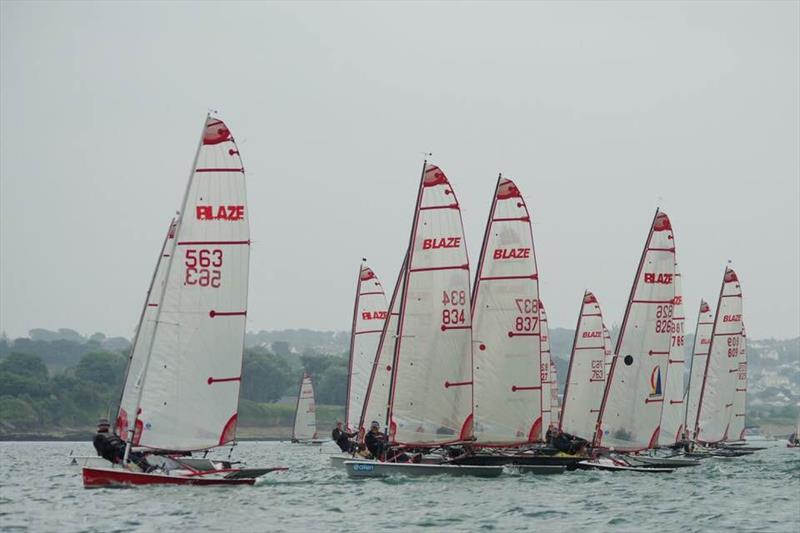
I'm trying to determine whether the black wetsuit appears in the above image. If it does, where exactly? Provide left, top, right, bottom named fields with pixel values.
left=332, top=427, right=357, bottom=453
left=364, top=430, right=387, bottom=458
left=93, top=431, right=126, bottom=463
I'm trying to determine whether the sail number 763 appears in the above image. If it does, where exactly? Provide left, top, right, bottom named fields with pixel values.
left=184, top=249, right=223, bottom=288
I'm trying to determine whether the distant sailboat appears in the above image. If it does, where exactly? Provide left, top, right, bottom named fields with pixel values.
left=692, top=271, right=744, bottom=448
left=694, top=267, right=743, bottom=445
left=595, top=210, right=676, bottom=451
left=540, top=301, right=554, bottom=433
left=684, top=299, right=715, bottom=440
left=658, top=264, right=686, bottom=447
left=560, top=291, right=607, bottom=442
left=83, top=115, right=284, bottom=487
left=292, top=373, right=322, bottom=444
left=729, top=323, right=748, bottom=442
left=345, top=262, right=388, bottom=432
left=471, top=176, right=543, bottom=446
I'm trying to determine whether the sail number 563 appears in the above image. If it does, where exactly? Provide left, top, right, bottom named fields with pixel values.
left=184, top=249, right=223, bottom=288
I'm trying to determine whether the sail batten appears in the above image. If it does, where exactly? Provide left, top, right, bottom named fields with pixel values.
left=472, top=177, right=542, bottom=445
left=595, top=210, right=676, bottom=451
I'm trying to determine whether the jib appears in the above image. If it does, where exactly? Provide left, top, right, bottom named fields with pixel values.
left=362, top=311, right=388, bottom=320
left=582, top=331, right=601, bottom=338
left=723, top=314, right=741, bottom=322
left=644, top=273, right=673, bottom=284
left=196, top=205, right=245, bottom=221
left=493, top=248, right=531, bottom=260
left=422, top=237, right=461, bottom=250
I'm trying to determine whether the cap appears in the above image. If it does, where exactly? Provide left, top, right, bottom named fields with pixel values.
left=370, top=420, right=380, bottom=428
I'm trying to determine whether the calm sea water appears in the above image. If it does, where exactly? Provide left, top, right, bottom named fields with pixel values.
left=1, top=441, right=798, bottom=532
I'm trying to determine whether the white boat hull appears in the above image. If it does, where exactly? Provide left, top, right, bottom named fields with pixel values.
left=578, top=458, right=674, bottom=473
left=343, top=460, right=503, bottom=478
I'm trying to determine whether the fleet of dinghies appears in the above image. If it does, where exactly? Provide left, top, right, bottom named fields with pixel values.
left=86, top=115, right=763, bottom=486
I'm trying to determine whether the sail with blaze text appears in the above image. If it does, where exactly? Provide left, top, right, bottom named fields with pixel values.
left=359, top=255, right=407, bottom=433
left=559, top=291, right=607, bottom=441
left=729, top=323, right=748, bottom=442
left=292, top=374, right=318, bottom=441
left=658, top=264, right=686, bottom=446
left=471, top=176, right=542, bottom=445
left=115, top=218, right=177, bottom=439
left=539, top=300, right=553, bottom=432
left=387, top=164, right=474, bottom=446
left=595, top=210, right=676, bottom=451
left=119, top=116, right=250, bottom=451
left=695, top=267, right=743, bottom=444
left=684, top=299, right=715, bottom=439
left=345, top=262, right=388, bottom=431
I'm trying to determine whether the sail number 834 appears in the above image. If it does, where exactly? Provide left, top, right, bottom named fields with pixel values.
left=442, top=290, right=466, bottom=326
left=184, top=249, right=223, bottom=288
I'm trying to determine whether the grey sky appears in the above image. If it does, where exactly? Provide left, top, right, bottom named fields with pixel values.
left=1, top=1, right=798, bottom=341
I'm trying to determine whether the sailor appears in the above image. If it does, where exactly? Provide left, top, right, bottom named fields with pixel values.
left=331, top=420, right=357, bottom=453
left=364, top=420, right=388, bottom=459
left=92, top=418, right=126, bottom=463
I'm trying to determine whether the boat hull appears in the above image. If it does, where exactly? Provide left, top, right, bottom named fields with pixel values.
left=343, top=460, right=503, bottom=478
left=623, top=455, right=700, bottom=468
left=451, top=454, right=585, bottom=470
left=577, top=459, right=674, bottom=473
left=515, top=465, right=566, bottom=475
left=82, top=466, right=285, bottom=488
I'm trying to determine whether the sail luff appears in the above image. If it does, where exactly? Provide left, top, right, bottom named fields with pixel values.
left=344, top=263, right=363, bottom=430
left=123, top=117, right=209, bottom=461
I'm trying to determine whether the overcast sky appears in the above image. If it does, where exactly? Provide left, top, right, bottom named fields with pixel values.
left=1, top=1, right=798, bottom=341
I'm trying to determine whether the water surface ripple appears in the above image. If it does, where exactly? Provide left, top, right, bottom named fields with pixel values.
left=1, top=441, right=798, bottom=532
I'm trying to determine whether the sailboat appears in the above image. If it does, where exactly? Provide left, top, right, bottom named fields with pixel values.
left=684, top=299, right=715, bottom=441
left=657, top=264, right=686, bottom=447
left=292, top=373, right=323, bottom=444
left=559, top=291, right=608, bottom=442
left=593, top=210, right=677, bottom=453
left=471, top=176, right=542, bottom=447
left=540, top=301, right=554, bottom=434
left=694, top=267, right=743, bottom=446
left=345, top=262, right=388, bottom=433
left=83, top=115, right=284, bottom=487
left=344, top=162, right=502, bottom=478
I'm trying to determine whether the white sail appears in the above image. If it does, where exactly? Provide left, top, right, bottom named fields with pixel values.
left=128, top=116, right=250, bottom=451
left=292, top=374, right=318, bottom=441
left=596, top=210, right=676, bottom=451
left=550, top=358, right=560, bottom=428
left=539, top=301, right=553, bottom=433
left=472, top=177, right=542, bottom=445
left=684, top=299, right=715, bottom=438
left=116, top=218, right=177, bottom=438
left=345, top=263, right=388, bottom=431
left=730, top=323, right=748, bottom=441
left=560, top=291, right=607, bottom=441
left=388, top=164, right=473, bottom=446
left=658, top=265, right=686, bottom=446
left=695, top=267, right=743, bottom=444
left=360, top=255, right=406, bottom=433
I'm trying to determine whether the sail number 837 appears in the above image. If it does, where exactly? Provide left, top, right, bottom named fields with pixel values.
left=184, top=249, right=223, bottom=288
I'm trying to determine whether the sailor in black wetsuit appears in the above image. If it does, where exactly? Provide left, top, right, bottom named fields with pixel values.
left=93, top=418, right=151, bottom=471
left=331, top=421, right=357, bottom=453
left=364, top=420, right=387, bottom=459
left=93, top=419, right=126, bottom=463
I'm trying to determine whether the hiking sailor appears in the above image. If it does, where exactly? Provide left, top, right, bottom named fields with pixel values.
left=364, top=420, right=388, bottom=459
left=93, top=418, right=150, bottom=471
left=332, top=420, right=357, bottom=453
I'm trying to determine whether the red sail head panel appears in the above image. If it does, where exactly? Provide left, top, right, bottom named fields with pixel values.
left=360, top=267, right=376, bottom=281
left=496, top=178, right=522, bottom=200
left=583, top=292, right=598, bottom=304
left=203, top=119, right=233, bottom=145
left=724, top=269, right=739, bottom=283
left=653, top=212, right=672, bottom=232
left=423, top=165, right=449, bottom=187
left=700, top=300, right=710, bottom=313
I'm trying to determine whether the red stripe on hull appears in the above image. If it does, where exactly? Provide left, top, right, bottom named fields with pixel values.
left=82, top=467, right=257, bottom=487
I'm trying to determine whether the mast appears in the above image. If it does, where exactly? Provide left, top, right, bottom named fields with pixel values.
left=123, top=116, right=208, bottom=463
left=344, top=262, right=363, bottom=430
left=384, top=159, right=428, bottom=438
